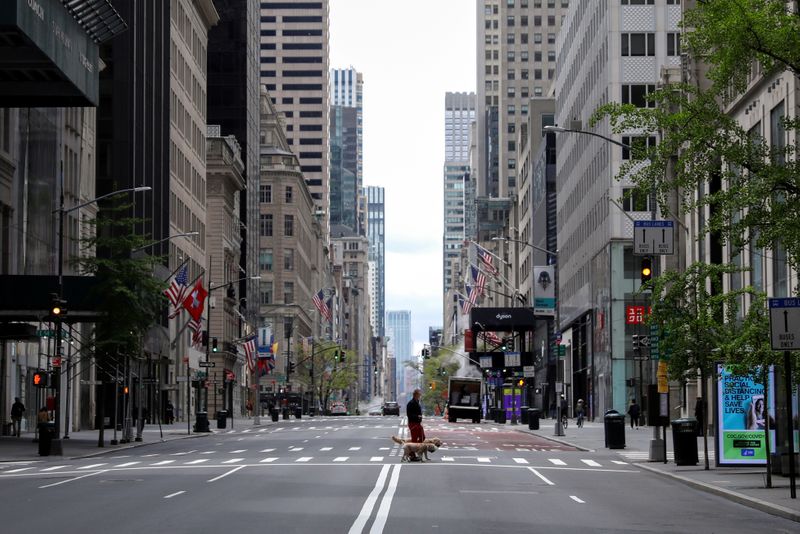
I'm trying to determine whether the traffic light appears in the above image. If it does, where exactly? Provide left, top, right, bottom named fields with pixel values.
left=517, top=379, right=524, bottom=387
left=632, top=334, right=640, bottom=350
left=288, top=360, right=296, bottom=374
left=123, top=385, right=129, bottom=395
left=640, top=257, right=652, bottom=284
left=212, top=337, right=218, bottom=352
left=202, top=330, right=209, bottom=347
left=32, top=370, right=47, bottom=387
left=421, top=348, right=430, bottom=358
left=340, top=350, right=346, bottom=363
left=334, top=350, right=339, bottom=362
left=507, top=337, right=515, bottom=351
left=50, top=295, right=67, bottom=319
left=501, top=338, right=508, bottom=351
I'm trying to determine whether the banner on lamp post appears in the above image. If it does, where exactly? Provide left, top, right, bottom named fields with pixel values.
left=533, top=266, right=555, bottom=316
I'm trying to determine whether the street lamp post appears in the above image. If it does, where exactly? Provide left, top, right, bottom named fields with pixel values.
left=52, top=184, right=151, bottom=454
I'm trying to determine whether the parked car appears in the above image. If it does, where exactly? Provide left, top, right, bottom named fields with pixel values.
left=328, top=401, right=347, bottom=416
left=368, top=405, right=382, bottom=416
left=382, top=401, right=400, bottom=416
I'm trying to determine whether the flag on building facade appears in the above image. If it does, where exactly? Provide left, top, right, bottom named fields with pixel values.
left=476, top=243, right=499, bottom=276
left=483, top=331, right=501, bottom=345
left=462, top=285, right=475, bottom=315
left=312, top=289, right=332, bottom=321
left=243, top=335, right=257, bottom=372
left=164, top=263, right=189, bottom=318
left=182, top=279, right=208, bottom=323
left=471, top=265, right=486, bottom=297
left=188, top=317, right=203, bottom=347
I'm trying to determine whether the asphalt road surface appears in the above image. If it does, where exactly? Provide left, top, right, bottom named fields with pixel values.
left=0, top=416, right=796, bottom=533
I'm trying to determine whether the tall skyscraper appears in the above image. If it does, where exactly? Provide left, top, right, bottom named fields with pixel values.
left=366, top=186, right=385, bottom=337
left=385, top=310, right=412, bottom=401
left=330, top=67, right=363, bottom=234
left=476, top=0, right=568, bottom=198
left=259, top=1, right=330, bottom=230
left=443, top=92, right=475, bottom=296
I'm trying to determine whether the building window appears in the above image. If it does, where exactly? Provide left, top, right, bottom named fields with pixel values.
left=283, top=282, right=294, bottom=304
left=622, top=187, right=652, bottom=212
left=260, top=214, right=273, bottom=237
left=621, top=33, right=656, bottom=56
left=622, top=0, right=654, bottom=4
left=260, top=184, right=272, bottom=203
left=259, top=249, right=273, bottom=272
left=622, top=84, right=656, bottom=107
left=621, top=136, right=657, bottom=160
left=284, top=214, right=294, bottom=237
left=547, top=50, right=556, bottom=62
left=533, top=33, right=542, bottom=44
left=508, top=158, right=516, bottom=170
left=507, top=104, right=516, bottom=115
left=284, top=248, right=294, bottom=270
left=259, top=281, right=273, bottom=305
left=667, top=33, right=681, bottom=56
left=285, top=186, right=293, bottom=203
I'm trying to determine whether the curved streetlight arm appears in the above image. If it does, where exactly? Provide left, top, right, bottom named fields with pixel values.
left=543, top=125, right=630, bottom=150
left=131, top=231, right=199, bottom=253
left=60, top=186, right=152, bottom=214
left=209, top=275, right=261, bottom=292
left=492, top=236, right=558, bottom=258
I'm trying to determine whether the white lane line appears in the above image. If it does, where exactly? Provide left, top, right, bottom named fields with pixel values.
left=260, top=458, right=278, bottom=463
left=115, top=462, right=141, bottom=468
left=581, top=459, right=601, bottom=467
left=78, top=463, right=107, bottom=470
left=513, top=458, right=529, bottom=464
left=290, top=447, right=304, bottom=452
left=333, top=457, right=349, bottom=462
left=260, top=448, right=275, bottom=453
left=349, top=447, right=361, bottom=451
left=515, top=448, right=530, bottom=452
left=379, top=447, right=390, bottom=451
left=230, top=449, right=247, bottom=453
left=185, top=459, right=208, bottom=465
left=370, top=457, right=383, bottom=462
left=201, top=451, right=215, bottom=455
left=548, top=458, right=566, bottom=466
left=164, top=491, right=186, bottom=499
left=5, top=467, right=34, bottom=473
left=151, top=460, right=175, bottom=466
left=222, top=458, right=243, bottom=464
left=320, top=447, right=332, bottom=451
left=477, top=457, right=491, bottom=463
left=39, top=470, right=106, bottom=488
left=207, top=465, right=244, bottom=482
left=40, top=466, right=68, bottom=472
left=347, top=464, right=391, bottom=534
left=295, top=457, right=313, bottom=463
left=611, top=460, right=628, bottom=465
left=442, top=457, right=454, bottom=462
left=570, top=495, right=585, bottom=504
left=258, top=429, right=268, bottom=433
left=369, top=464, right=401, bottom=534
left=141, top=454, right=159, bottom=458
left=527, top=467, right=555, bottom=486
left=241, top=429, right=252, bottom=433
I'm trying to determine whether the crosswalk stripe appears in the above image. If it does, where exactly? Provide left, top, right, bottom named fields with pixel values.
left=260, top=458, right=278, bottom=463
left=151, top=460, right=175, bottom=466
left=241, top=429, right=252, bottom=433
left=515, top=448, right=530, bottom=452
left=290, top=447, right=303, bottom=451
left=295, top=457, right=312, bottom=463
left=370, top=457, right=383, bottom=462
left=548, top=459, right=566, bottom=466
left=223, top=459, right=243, bottom=464
left=260, top=448, right=275, bottom=453
left=78, top=463, right=107, bottom=470
left=41, top=466, right=68, bottom=472
left=477, top=457, right=491, bottom=463
left=201, top=451, right=214, bottom=454
left=513, top=458, right=529, bottom=464
left=442, top=457, right=454, bottom=462
left=611, top=460, right=628, bottom=465
left=5, top=467, right=33, bottom=473
left=333, top=457, right=348, bottom=462
left=581, top=459, right=601, bottom=467
left=349, top=447, right=361, bottom=451
left=231, top=449, right=247, bottom=453
left=115, top=462, right=141, bottom=467
left=186, top=459, right=208, bottom=465
left=320, top=447, right=332, bottom=451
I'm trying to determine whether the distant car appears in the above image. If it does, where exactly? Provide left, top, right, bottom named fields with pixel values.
left=368, top=405, right=382, bottom=416
left=329, top=402, right=347, bottom=416
left=382, top=401, right=400, bottom=416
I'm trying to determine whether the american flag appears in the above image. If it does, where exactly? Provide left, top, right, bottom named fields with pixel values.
left=164, top=264, right=189, bottom=318
left=312, top=290, right=332, bottom=321
left=476, top=244, right=499, bottom=276
left=462, top=286, right=477, bottom=315
left=188, top=317, right=203, bottom=347
left=243, top=335, right=257, bottom=372
left=472, top=265, right=486, bottom=297
left=483, top=331, right=501, bottom=345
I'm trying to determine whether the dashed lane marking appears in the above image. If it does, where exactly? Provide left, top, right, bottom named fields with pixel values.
left=581, top=459, right=601, bottom=467
left=230, top=449, right=247, bottom=453
left=260, top=448, right=275, bottom=453
left=186, top=460, right=208, bottom=465
left=370, top=457, right=384, bottom=462
left=151, top=460, right=175, bottom=466
left=5, top=467, right=33, bottom=473
left=260, top=458, right=278, bottom=463
left=349, top=447, right=361, bottom=451
left=333, top=457, right=349, bottom=462
left=570, top=495, right=585, bottom=504
left=78, top=463, right=107, bottom=470
left=222, top=458, right=243, bottom=464
left=115, top=462, right=140, bottom=467
left=164, top=491, right=186, bottom=499
left=320, top=447, right=332, bottom=451
left=513, top=458, right=529, bottom=464
left=41, top=466, right=68, bottom=472
left=295, top=457, right=313, bottom=463
left=548, top=459, right=566, bottom=466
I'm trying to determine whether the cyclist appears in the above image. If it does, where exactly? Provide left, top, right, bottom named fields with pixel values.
left=575, top=398, right=585, bottom=428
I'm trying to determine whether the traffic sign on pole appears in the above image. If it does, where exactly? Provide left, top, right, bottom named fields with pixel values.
left=634, top=220, right=674, bottom=255
left=769, top=298, right=800, bottom=350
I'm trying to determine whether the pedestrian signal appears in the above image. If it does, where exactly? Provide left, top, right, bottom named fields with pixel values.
left=33, top=370, right=47, bottom=387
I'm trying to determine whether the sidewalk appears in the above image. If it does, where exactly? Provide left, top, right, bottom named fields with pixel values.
left=507, top=416, right=800, bottom=523
left=0, top=416, right=271, bottom=462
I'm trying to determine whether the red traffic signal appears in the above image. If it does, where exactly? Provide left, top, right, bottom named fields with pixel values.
left=33, top=370, right=47, bottom=387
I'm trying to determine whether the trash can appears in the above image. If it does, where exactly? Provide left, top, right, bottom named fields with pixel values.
left=38, top=422, right=55, bottom=456
left=271, top=408, right=279, bottom=422
left=671, top=418, right=699, bottom=466
left=194, top=412, right=210, bottom=432
left=604, top=410, right=626, bottom=449
left=520, top=406, right=530, bottom=425
left=496, top=408, right=507, bottom=424
left=528, top=408, right=540, bottom=430
left=294, top=407, right=302, bottom=419
left=216, top=410, right=228, bottom=429
left=282, top=407, right=290, bottom=420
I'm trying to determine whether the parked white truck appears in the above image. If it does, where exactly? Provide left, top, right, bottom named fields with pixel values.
left=447, top=377, right=482, bottom=423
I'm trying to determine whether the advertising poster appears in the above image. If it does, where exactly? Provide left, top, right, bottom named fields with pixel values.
left=502, top=387, right=522, bottom=419
left=533, top=266, right=555, bottom=316
left=716, top=365, right=776, bottom=466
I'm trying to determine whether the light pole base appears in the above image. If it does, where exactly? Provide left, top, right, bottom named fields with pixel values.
left=554, top=420, right=565, bottom=436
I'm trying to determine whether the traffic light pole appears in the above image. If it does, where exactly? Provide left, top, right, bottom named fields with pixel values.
left=51, top=163, right=65, bottom=455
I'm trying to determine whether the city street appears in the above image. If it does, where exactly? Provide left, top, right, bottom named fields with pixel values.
left=0, top=416, right=796, bottom=533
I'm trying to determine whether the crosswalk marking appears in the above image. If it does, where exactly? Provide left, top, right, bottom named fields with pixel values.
left=379, top=447, right=390, bottom=451
left=201, top=451, right=214, bottom=455
left=548, top=459, right=566, bottom=466
left=41, top=466, right=68, bottom=472
left=515, top=448, right=530, bottom=452
left=78, top=463, right=107, bottom=470
left=260, top=458, right=278, bottom=463
left=349, top=447, right=361, bottom=451
left=477, top=457, right=491, bottom=463
left=333, top=457, right=348, bottom=462
left=581, top=459, right=601, bottom=467
left=151, top=460, right=175, bottom=466
left=370, top=457, right=383, bottom=462
left=611, top=460, right=628, bottom=465
left=260, top=448, right=275, bottom=453
left=222, top=458, right=243, bottom=464
left=320, top=447, right=332, bottom=451
left=442, top=457, right=454, bottom=462
left=295, top=457, right=312, bottom=463
left=5, top=467, right=33, bottom=473
left=115, top=462, right=141, bottom=467
left=289, top=447, right=303, bottom=452
left=230, top=449, right=247, bottom=453
left=186, top=459, right=208, bottom=465
left=513, top=458, right=529, bottom=464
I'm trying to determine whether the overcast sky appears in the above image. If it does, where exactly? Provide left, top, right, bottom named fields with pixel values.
left=330, top=0, right=476, bottom=351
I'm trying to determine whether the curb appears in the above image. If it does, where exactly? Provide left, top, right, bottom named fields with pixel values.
left=636, top=463, right=800, bottom=524
left=510, top=425, right=594, bottom=452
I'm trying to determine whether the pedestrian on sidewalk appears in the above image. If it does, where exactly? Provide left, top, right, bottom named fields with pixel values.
left=10, top=397, right=25, bottom=437
left=694, top=398, right=704, bottom=436
left=37, top=407, right=49, bottom=423
left=166, top=401, right=175, bottom=424
left=627, top=398, right=640, bottom=429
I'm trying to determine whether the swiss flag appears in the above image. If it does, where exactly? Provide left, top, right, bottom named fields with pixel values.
left=182, top=279, right=208, bottom=322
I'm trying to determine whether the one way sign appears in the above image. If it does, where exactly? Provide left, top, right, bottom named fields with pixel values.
left=769, top=298, right=800, bottom=351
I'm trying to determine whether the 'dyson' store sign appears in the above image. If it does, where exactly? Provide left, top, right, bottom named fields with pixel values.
left=0, top=0, right=101, bottom=106
left=470, top=307, right=536, bottom=332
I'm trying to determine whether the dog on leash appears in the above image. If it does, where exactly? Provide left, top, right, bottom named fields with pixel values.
left=391, top=435, right=441, bottom=462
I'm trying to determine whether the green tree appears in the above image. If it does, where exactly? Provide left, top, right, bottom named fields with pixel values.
left=295, top=342, right=357, bottom=414
left=406, top=349, right=460, bottom=415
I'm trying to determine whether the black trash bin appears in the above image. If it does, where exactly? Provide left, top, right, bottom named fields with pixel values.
left=216, top=410, right=228, bottom=429
left=194, top=412, right=210, bottom=432
left=294, top=407, right=302, bottom=419
left=38, top=422, right=55, bottom=456
left=520, top=406, right=530, bottom=425
left=496, top=408, right=507, bottom=424
left=528, top=408, right=540, bottom=430
left=271, top=408, right=279, bottom=422
left=282, top=407, right=290, bottom=420
left=671, top=418, right=699, bottom=466
left=604, top=410, right=626, bottom=449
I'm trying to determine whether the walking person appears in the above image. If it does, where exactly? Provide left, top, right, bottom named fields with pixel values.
left=627, top=398, right=640, bottom=429
left=406, top=389, right=425, bottom=460
left=10, top=397, right=25, bottom=437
